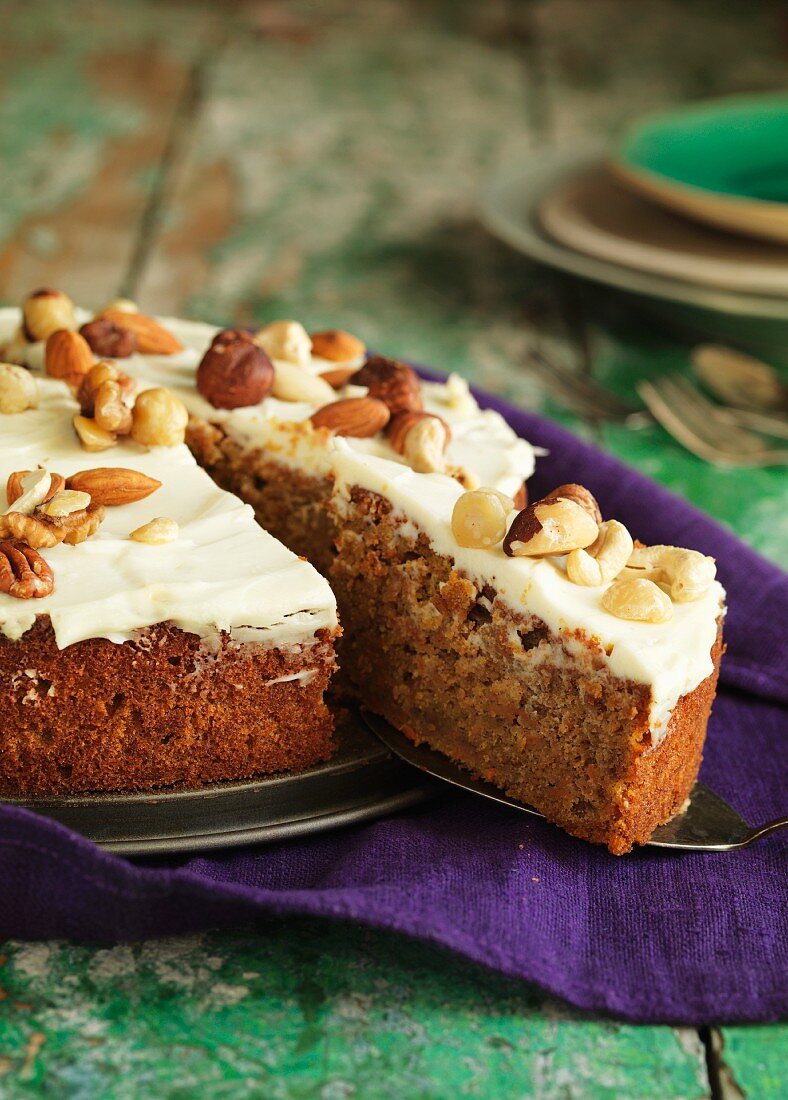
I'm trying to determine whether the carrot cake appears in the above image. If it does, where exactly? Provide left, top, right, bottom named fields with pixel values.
left=328, top=446, right=725, bottom=854
left=0, top=297, right=339, bottom=797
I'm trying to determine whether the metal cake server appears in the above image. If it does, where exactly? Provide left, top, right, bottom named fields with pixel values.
left=361, top=709, right=788, bottom=852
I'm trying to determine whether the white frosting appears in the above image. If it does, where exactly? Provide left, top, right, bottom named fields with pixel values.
left=113, top=315, right=538, bottom=498
left=331, top=445, right=726, bottom=742
left=0, top=312, right=338, bottom=650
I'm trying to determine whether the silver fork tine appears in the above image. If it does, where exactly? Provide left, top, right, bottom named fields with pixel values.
left=659, top=375, right=765, bottom=453
left=526, top=349, right=648, bottom=423
left=638, top=380, right=788, bottom=467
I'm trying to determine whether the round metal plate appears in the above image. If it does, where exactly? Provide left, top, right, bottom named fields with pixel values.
left=7, top=712, right=439, bottom=856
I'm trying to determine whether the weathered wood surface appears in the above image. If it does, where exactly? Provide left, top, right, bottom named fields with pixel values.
left=0, top=1, right=785, bottom=1095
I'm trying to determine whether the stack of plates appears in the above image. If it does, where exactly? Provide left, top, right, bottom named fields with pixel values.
left=480, top=95, right=788, bottom=353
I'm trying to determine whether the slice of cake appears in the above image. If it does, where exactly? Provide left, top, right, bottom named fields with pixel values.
left=328, top=446, right=725, bottom=854
left=0, top=306, right=339, bottom=797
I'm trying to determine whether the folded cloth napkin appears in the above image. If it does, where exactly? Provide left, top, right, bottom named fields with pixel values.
left=1, top=374, right=786, bottom=1026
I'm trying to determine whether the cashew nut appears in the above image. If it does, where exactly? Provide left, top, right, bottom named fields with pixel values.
left=566, top=520, right=633, bottom=586
left=623, top=545, right=716, bottom=603
left=601, top=577, right=673, bottom=623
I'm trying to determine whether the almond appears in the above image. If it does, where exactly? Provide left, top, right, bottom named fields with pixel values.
left=319, top=367, right=357, bottom=390
left=65, top=467, right=162, bottom=507
left=7, top=470, right=65, bottom=506
left=310, top=329, right=366, bottom=363
left=310, top=396, right=390, bottom=437
left=45, top=329, right=94, bottom=388
left=97, top=309, right=184, bottom=355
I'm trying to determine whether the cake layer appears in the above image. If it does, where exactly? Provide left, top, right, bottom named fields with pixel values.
left=0, top=619, right=336, bottom=796
left=331, top=446, right=725, bottom=740
left=328, top=481, right=723, bottom=854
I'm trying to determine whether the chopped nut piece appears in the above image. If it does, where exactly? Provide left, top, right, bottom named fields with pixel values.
left=0, top=540, right=54, bottom=599
left=623, top=545, right=716, bottom=603
left=6, top=470, right=64, bottom=507
left=45, top=329, right=94, bottom=387
left=78, top=361, right=136, bottom=415
left=94, top=379, right=133, bottom=434
left=79, top=318, right=138, bottom=358
left=271, top=360, right=336, bottom=404
left=197, top=330, right=274, bottom=409
left=73, top=414, right=117, bottom=452
left=4, top=470, right=52, bottom=515
left=566, top=520, right=634, bottom=587
left=452, top=488, right=514, bottom=548
left=130, top=517, right=179, bottom=545
left=601, top=577, right=673, bottom=623
left=310, top=329, right=366, bottom=363
left=0, top=363, right=38, bottom=413
left=41, top=490, right=91, bottom=518
left=254, top=320, right=312, bottom=366
left=5, top=501, right=104, bottom=548
left=131, top=388, right=189, bottom=447
left=22, top=289, right=76, bottom=342
left=65, top=467, right=161, bottom=507
left=504, top=497, right=599, bottom=558
left=351, top=356, right=423, bottom=416
left=311, top=396, right=390, bottom=437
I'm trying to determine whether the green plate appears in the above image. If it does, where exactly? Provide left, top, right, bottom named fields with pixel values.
left=614, top=95, right=788, bottom=244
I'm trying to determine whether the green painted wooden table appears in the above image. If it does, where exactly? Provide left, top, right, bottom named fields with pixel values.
left=0, top=1, right=785, bottom=1095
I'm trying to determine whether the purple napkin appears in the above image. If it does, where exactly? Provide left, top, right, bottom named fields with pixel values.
left=1, top=376, right=786, bottom=1025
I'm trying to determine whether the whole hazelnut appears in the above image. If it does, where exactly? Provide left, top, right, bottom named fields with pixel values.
left=196, top=331, right=274, bottom=409
left=22, top=289, right=77, bottom=342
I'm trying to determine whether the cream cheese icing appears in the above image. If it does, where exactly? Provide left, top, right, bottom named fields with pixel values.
left=330, top=444, right=725, bottom=741
left=0, top=337, right=338, bottom=650
left=98, top=314, right=538, bottom=498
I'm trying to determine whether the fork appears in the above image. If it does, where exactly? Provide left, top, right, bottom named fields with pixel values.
left=638, top=374, right=788, bottom=468
left=525, top=348, right=651, bottom=426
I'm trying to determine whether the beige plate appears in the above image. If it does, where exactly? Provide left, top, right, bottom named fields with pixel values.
left=539, top=163, right=788, bottom=297
left=613, top=161, right=788, bottom=247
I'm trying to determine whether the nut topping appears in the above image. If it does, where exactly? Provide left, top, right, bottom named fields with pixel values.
left=41, top=490, right=91, bottom=518
left=310, top=329, right=366, bottom=363
left=254, top=320, right=312, bottom=366
left=78, top=361, right=136, bottom=416
left=22, top=289, right=76, bottom=342
left=387, top=411, right=451, bottom=473
left=130, top=517, right=179, bottom=545
left=4, top=469, right=52, bottom=515
left=7, top=470, right=64, bottom=507
left=79, top=318, right=138, bottom=358
left=5, top=500, right=105, bottom=548
left=623, top=545, right=716, bottom=603
left=0, top=540, right=55, bottom=599
left=566, top=520, right=634, bottom=587
left=94, top=379, right=133, bottom=435
left=45, top=329, right=94, bottom=388
left=196, top=331, right=274, bottom=409
left=97, top=309, right=184, bottom=355
left=73, top=414, right=117, bottom=452
left=66, top=467, right=161, bottom=507
left=503, top=496, right=599, bottom=558
left=0, top=363, right=38, bottom=414
left=601, top=577, right=673, bottom=623
left=319, top=367, right=357, bottom=390
left=311, top=396, right=390, bottom=437
left=131, top=388, right=189, bottom=447
left=351, top=356, right=423, bottom=416
left=542, top=483, right=603, bottom=525
left=270, top=360, right=336, bottom=404
left=452, top=488, right=514, bottom=548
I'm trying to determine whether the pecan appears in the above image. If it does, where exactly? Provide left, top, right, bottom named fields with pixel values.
left=351, top=356, right=423, bottom=415
left=6, top=501, right=105, bottom=548
left=79, top=318, right=138, bottom=358
left=310, top=396, right=390, bottom=437
left=196, top=332, right=274, bottom=409
left=0, top=540, right=54, bottom=599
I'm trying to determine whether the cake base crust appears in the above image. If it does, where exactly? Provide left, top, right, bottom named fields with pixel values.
left=0, top=619, right=338, bottom=797
left=330, top=487, right=723, bottom=854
